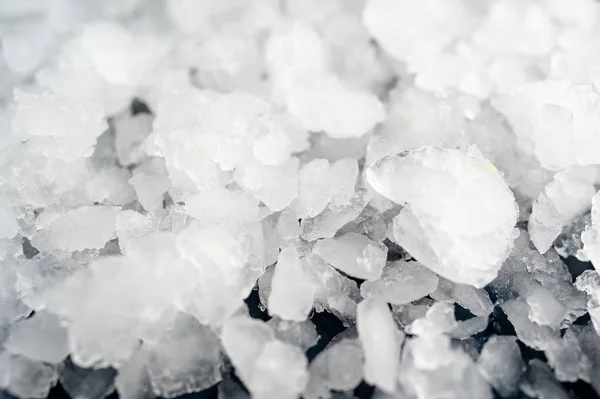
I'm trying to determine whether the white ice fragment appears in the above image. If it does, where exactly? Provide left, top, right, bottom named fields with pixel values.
left=4, top=311, right=68, bottom=364
left=236, top=158, right=299, bottom=212
left=300, top=191, right=369, bottom=242
left=252, top=122, right=293, bottom=166
left=221, top=316, right=309, bottom=399
left=114, top=111, right=153, bottom=167
left=303, top=254, right=361, bottom=325
left=313, top=232, right=387, bottom=280
left=520, top=359, right=570, bottom=399
left=115, top=346, right=152, bottom=399
left=129, top=158, right=170, bottom=211
left=450, top=316, right=489, bottom=339
left=477, top=336, right=526, bottom=398
left=367, top=146, right=518, bottom=287
left=575, top=270, right=600, bottom=335
left=360, top=260, right=439, bottom=305
left=268, top=245, right=315, bottom=321
left=525, top=284, right=567, bottom=329
left=430, top=277, right=494, bottom=317
left=303, top=339, right=363, bottom=399
left=286, top=75, right=385, bottom=139
left=116, top=210, right=155, bottom=254
left=265, top=22, right=327, bottom=91
left=407, top=301, right=458, bottom=337
left=79, top=21, right=164, bottom=86
left=357, top=298, right=402, bottom=393
left=31, top=207, right=117, bottom=253
left=0, top=352, right=58, bottom=398
left=12, top=89, right=107, bottom=159
left=146, top=314, right=222, bottom=398
left=400, top=334, right=493, bottom=399
left=582, top=191, right=600, bottom=269
left=500, top=300, right=559, bottom=351
left=492, top=80, right=600, bottom=171
left=266, top=317, right=318, bottom=352
left=329, top=158, right=358, bottom=207
left=529, top=166, right=599, bottom=254
left=185, top=187, right=259, bottom=223
left=294, top=159, right=333, bottom=218
left=363, top=0, right=482, bottom=64
left=0, top=208, right=18, bottom=240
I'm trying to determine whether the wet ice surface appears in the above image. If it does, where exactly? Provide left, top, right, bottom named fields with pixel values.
left=2, top=1, right=600, bottom=399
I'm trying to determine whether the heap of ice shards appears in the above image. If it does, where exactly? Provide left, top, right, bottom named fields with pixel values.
left=3, top=0, right=600, bottom=398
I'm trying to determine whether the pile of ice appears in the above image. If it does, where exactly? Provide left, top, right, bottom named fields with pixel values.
left=2, top=0, right=600, bottom=398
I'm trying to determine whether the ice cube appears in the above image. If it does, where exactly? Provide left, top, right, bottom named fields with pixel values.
left=4, top=311, right=68, bottom=364
left=303, top=339, right=363, bottom=399
left=477, top=336, right=526, bottom=397
left=146, top=314, right=222, bottom=398
left=367, top=146, right=518, bottom=287
left=31, top=207, right=117, bottom=253
left=357, top=298, right=402, bottom=393
left=313, top=232, right=387, bottom=280
left=268, top=245, right=315, bottom=321
left=360, top=260, right=439, bottom=305
left=0, top=352, right=58, bottom=398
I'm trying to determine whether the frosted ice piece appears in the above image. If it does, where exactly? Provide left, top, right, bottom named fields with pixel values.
left=252, top=121, right=293, bottom=166
left=400, top=334, right=492, bottom=399
left=221, top=316, right=308, bottom=399
left=329, top=158, right=358, bottom=207
left=266, top=317, right=318, bottom=352
left=268, top=245, right=315, bottom=321
left=4, top=311, right=68, bottom=364
left=431, top=277, right=494, bottom=317
left=0, top=207, right=18, bottom=240
left=265, top=22, right=327, bottom=91
left=367, top=146, right=518, bottom=287
left=492, top=80, right=600, bottom=171
left=300, top=191, right=369, bottom=241
left=294, top=159, right=332, bottom=218
left=357, top=298, right=402, bottom=393
left=114, top=111, right=153, bottom=167
left=525, top=284, right=567, bottom=329
left=544, top=329, right=592, bottom=383
left=252, top=340, right=310, bottom=399
left=360, top=260, right=439, bottom=305
left=115, top=345, right=152, bottom=399
left=520, top=359, right=570, bottom=399
left=302, top=254, right=361, bottom=325
left=0, top=352, right=58, bottom=398
left=554, top=212, right=590, bottom=259
left=303, top=339, right=363, bottom=399
left=60, top=360, right=116, bottom=399
left=129, top=158, right=170, bottom=211
left=236, top=158, right=299, bottom=212
left=146, top=314, right=222, bottom=397
left=313, top=232, right=387, bottom=280
left=11, top=89, right=107, bottom=159
left=529, top=166, right=599, bottom=253
left=363, top=0, right=482, bottom=64
left=286, top=75, right=385, bottom=139
left=582, top=191, right=600, bottom=269
left=477, top=336, right=525, bottom=397
left=185, top=187, right=260, bottom=223
left=500, top=300, right=560, bottom=351
left=406, top=301, right=458, bottom=337
left=31, top=207, right=117, bottom=253
left=575, top=270, right=600, bottom=335
left=450, top=316, right=488, bottom=340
